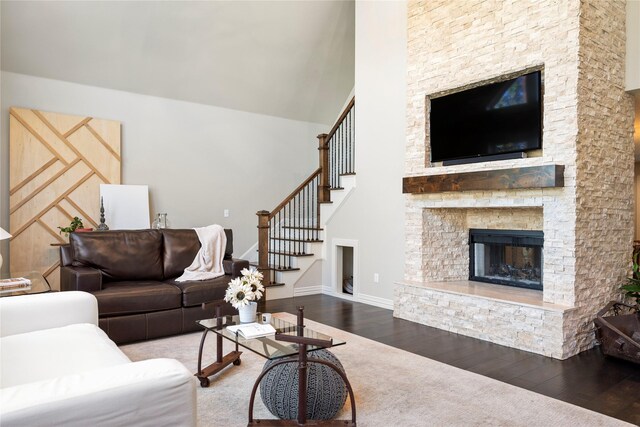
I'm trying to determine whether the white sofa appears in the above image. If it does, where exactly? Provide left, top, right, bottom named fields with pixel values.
left=0, top=291, right=196, bottom=426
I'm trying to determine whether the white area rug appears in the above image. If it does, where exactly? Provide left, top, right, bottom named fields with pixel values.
left=120, top=313, right=630, bottom=426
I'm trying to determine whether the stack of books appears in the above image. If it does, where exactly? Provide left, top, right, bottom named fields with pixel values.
left=226, top=322, right=276, bottom=339
left=0, top=277, right=32, bottom=293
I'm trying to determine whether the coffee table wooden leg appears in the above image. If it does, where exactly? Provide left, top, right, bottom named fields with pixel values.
left=195, top=327, right=242, bottom=388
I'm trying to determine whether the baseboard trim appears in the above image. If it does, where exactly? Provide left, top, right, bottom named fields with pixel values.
left=293, top=285, right=323, bottom=296
left=321, top=287, right=394, bottom=310
left=357, top=293, right=394, bottom=310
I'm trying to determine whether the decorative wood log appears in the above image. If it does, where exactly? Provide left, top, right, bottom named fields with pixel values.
left=402, top=165, right=564, bottom=194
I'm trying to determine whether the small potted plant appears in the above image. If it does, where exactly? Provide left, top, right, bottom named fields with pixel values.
left=58, top=217, right=93, bottom=236
left=224, top=268, right=265, bottom=323
left=621, top=248, right=640, bottom=312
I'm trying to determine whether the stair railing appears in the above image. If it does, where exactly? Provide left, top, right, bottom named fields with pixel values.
left=257, top=98, right=355, bottom=287
left=257, top=169, right=321, bottom=285
left=323, top=97, right=355, bottom=192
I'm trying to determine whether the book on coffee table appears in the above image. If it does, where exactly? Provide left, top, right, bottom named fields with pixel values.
left=226, top=322, right=276, bottom=339
left=0, top=277, right=32, bottom=293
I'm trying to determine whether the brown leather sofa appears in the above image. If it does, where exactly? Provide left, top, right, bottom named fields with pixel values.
left=59, top=229, right=248, bottom=344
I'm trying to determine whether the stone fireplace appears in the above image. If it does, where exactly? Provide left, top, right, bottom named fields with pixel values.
left=469, top=229, right=543, bottom=291
left=394, top=1, right=635, bottom=359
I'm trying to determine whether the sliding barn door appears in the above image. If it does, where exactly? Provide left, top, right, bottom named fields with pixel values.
left=9, top=108, right=121, bottom=290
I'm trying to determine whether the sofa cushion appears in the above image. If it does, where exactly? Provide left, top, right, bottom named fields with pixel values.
left=161, top=229, right=234, bottom=279
left=95, top=282, right=182, bottom=316
left=0, top=323, right=130, bottom=388
left=164, top=276, right=229, bottom=307
left=70, top=230, right=164, bottom=281
left=222, top=229, right=233, bottom=259
left=161, top=229, right=200, bottom=279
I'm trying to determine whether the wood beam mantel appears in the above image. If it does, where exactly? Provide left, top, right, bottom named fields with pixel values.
left=402, top=165, right=564, bottom=194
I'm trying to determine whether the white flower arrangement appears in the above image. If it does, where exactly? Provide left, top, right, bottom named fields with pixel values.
left=224, top=268, right=265, bottom=309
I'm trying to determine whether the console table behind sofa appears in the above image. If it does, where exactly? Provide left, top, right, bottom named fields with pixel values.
left=60, top=228, right=248, bottom=344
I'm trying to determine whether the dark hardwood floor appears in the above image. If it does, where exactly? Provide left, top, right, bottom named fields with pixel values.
left=264, top=294, right=640, bottom=425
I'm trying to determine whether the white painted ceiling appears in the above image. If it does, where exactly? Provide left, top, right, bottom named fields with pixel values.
left=1, top=1, right=355, bottom=125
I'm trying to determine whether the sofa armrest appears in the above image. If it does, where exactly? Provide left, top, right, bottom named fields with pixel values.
left=60, top=266, right=102, bottom=292
left=0, top=358, right=196, bottom=427
left=223, top=257, right=250, bottom=278
left=0, top=292, right=98, bottom=337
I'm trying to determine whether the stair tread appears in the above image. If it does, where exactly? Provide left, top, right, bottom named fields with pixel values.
left=253, top=166, right=355, bottom=292
left=271, top=266, right=300, bottom=272
left=281, top=226, right=324, bottom=231
left=269, top=251, right=315, bottom=257
left=270, top=237, right=324, bottom=242
left=249, top=263, right=301, bottom=272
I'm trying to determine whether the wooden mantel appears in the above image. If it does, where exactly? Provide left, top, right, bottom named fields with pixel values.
left=402, top=165, right=564, bottom=194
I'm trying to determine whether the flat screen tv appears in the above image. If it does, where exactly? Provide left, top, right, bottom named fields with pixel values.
left=430, top=70, right=542, bottom=164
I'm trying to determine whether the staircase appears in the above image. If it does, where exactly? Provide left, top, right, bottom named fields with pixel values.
left=255, top=98, right=355, bottom=299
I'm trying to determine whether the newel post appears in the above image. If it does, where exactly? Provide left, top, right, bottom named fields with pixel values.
left=256, top=210, right=270, bottom=307
left=317, top=133, right=330, bottom=203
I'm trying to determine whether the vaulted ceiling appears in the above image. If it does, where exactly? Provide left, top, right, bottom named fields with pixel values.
left=1, top=1, right=355, bottom=125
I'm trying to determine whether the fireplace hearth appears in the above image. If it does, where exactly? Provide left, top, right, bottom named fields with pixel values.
left=469, top=229, right=543, bottom=291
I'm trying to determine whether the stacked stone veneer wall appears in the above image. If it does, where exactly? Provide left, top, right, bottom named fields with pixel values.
left=394, top=284, right=566, bottom=357
left=569, top=0, right=636, bottom=356
left=396, top=0, right=635, bottom=359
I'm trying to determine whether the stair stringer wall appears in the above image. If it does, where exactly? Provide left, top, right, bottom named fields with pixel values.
left=266, top=175, right=356, bottom=300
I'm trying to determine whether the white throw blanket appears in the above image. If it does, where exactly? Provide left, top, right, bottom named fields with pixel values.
left=175, top=224, right=227, bottom=282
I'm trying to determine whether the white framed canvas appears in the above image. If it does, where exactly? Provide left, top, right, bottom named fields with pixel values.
left=100, top=184, right=150, bottom=230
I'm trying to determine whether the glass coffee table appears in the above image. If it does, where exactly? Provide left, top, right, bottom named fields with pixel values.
left=196, top=306, right=356, bottom=426
left=195, top=308, right=345, bottom=387
left=0, top=271, right=50, bottom=297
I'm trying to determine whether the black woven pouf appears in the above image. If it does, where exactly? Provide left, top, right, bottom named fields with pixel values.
left=259, top=349, right=348, bottom=420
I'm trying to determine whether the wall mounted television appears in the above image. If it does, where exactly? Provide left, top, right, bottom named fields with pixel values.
left=429, top=70, right=542, bottom=165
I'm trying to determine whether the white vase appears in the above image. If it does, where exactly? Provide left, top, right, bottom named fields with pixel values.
left=238, top=301, right=257, bottom=323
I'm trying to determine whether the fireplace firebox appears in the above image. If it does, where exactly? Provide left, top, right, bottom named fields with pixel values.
left=469, top=229, right=543, bottom=290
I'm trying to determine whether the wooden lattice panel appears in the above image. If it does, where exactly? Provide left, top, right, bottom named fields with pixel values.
left=9, top=108, right=121, bottom=290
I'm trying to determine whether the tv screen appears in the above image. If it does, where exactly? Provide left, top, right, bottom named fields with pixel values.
left=430, top=71, right=542, bottom=164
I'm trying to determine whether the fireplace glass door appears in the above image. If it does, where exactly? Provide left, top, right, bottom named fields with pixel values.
left=469, top=229, right=543, bottom=291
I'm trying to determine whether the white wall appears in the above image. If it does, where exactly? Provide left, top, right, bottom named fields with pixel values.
left=321, top=0, right=407, bottom=307
left=0, top=72, right=326, bottom=264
